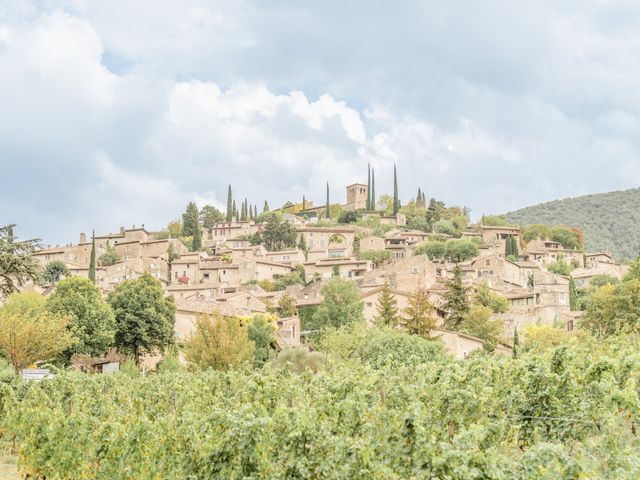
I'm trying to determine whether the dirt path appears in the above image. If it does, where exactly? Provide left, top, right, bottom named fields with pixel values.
left=0, top=448, right=19, bottom=480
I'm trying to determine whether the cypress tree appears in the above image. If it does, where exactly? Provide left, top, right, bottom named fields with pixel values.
left=513, top=328, right=519, bottom=359
left=374, top=280, right=400, bottom=327
left=371, top=169, right=376, bottom=211
left=302, top=195, right=306, bottom=212
left=421, top=191, right=426, bottom=207
left=442, top=265, right=471, bottom=330
left=182, top=202, right=200, bottom=237
left=263, top=201, right=269, bottom=213
left=191, top=223, right=202, bottom=251
left=569, top=276, right=579, bottom=311
left=367, top=164, right=371, bottom=210
left=325, top=182, right=330, bottom=219
left=226, top=185, right=233, bottom=221
left=254, top=205, right=258, bottom=218
left=393, top=164, right=399, bottom=215
left=416, top=187, right=422, bottom=207
left=88, top=229, right=96, bottom=283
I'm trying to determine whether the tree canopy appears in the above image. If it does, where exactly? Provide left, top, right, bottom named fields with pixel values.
left=0, top=225, right=40, bottom=298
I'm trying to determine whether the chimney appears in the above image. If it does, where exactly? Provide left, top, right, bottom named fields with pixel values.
left=120, top=226, right=125, bottom=235
left=142, top=223, right=145, bottom=229
left=80, top=232, right=87, bottom=244
left=132, top=224, right=136, bottom=230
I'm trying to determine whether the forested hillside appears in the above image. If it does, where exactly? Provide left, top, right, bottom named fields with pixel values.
left=505, top=188, right=640, bottom=261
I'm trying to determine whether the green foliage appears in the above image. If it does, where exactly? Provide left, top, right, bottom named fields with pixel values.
left=442, top=266, right=471, bottom=330
left=156, top=346, right=183, bottom=374
left=414, top=238, right=479, bottom=263
left=108, top=273, right=176, bottom=363
left=357, top=249, right=391, bottom=267
left=311, top=278, right=364, bottom=331
left=98, top=244, right=120, bottom=267
left=547, top=259, right=574, bottom=276
left=505, top=235, right=519, bottom=258
left=247, top=315, right=276, bottom=369
left=0, top=292, right=76, bottom=374
left=5, top=337, right=640, bottom=478
left=504, top=188, right=640, bottom=259
left=402, top=287, right=437, bottom=338
left=392, top=164, right=399, bottom=215
left=40, top=260, right=69, bottom=285
left=267, top=347, right=326, bottom=374
left=226, top=185, right=233, bottom=221
left=459, top=305, right=504, bottom=352
left=581, top=279, right=640, bottom=336
left=276, top=292, right=298, bottom=317
left=482, top=215, right=510, bottom=226
left=184, top=313, right=254, bottom=371
left=623, top=255, right=640, bottom=282
left=200, top=205, right=224, bottom=229
left=569, top=277, right=579, bottom=311
left=259, top=215, right=297, bottom=251
left=46, top=276, right=116, bottom=360
left=414, top=239, right=446, bottom=259
left=433, top=219, right=460, bottom=237
left=337, top=210, right=359, bottom=224
left=373, top=281, right=399, bottom=327
left=475, top=283, right=510, bottom=314
left=88, top=231, right=96, bottom=283
left=181, top=202, right=200, bottom=238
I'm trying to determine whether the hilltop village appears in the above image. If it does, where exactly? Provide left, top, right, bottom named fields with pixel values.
left=26, top=170, right=628, bottom=362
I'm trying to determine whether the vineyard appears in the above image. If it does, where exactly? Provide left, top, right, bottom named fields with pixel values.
left=1, top=334, right=640, bottom=479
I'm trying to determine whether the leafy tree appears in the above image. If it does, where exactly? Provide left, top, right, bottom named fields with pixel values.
left=377, top=194, right=394, bottom=214
left=521, top=224, right=552, bottom=243
left=261, top=215, right=297, bottom=251
left=184, top=313, right=254, bottom=371
left=338, top=210, right=359, bottom=224
left=263, top=200, right=269, bottom=213
left=482, top=215, right=510, bottom=227
left=247, top=315, right=276, bottom=368
left=459, top=305, right=503, bottom=352
left=513, top=327, right=520, bottom=358
left=89, top=230, right=96, bottom=283
left=505, top=235, right=519, bottom=258
left=569, top=276, right=579, bottom=311
left=98, top=244, right=120, bottom=267
left=444, top=238, right=480, bottom=262
left=434, top=219, right=460, bottom=237
left=442, top=266, right=471, bottom=330
left=547, top=259, right=574, bottom=276
left=182, top=202, right=200, bottom=238
left=267, top=346, right=326, bottom=373
left=311, top=278, right=364, bottom=331
left=276, top=292, right=298, bottom=317
left=41, top=260, right=69, bottom=285
left=358, top=249, right=392, bottom=268
left=0, top=292, right=76, bottom=374
left=201, top=205, right=224, bottom=229
left=580, top=280, right=640, bottom=336
left=523, top=324, right=575, bottom=352
left=425, top=198, right=445, bottom=228
left=226, top=185, right=233, bottom=221
left=475, top=283, right=510, bottom=313
left=392, top=164, right=399, bottom=215
left=403, top=287, right=437, bottom=338
left=108, top=273, right=176, bottom=363
left=297, top=235, right=309, bottom=261
left=332, top=265, right=340, bottom=277
left=167, top=220, right=182, bottom=239
left=414, top=240, right=447, bottom=260
left=374, top=281, right=400, bottom=327
left=623, top=255, right=640, bottom=282
left=550, top=226, right=582, bottom=250
left=46, top=277, right=116, bottom=360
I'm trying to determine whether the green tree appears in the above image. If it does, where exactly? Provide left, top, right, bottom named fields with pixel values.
left=332, top=265, right=340, bottom=277
left=513, top=327, right=520, bottom=358
left=261, top=215, right=297, bottom=251
left=475, top=283, right=510, bottom=313
left=325, top=182, right=331, bottom=219
left=569, top=276, right=579, bottom=311
left=580, top=279, right=640, bottom=336
left=459, top=305, right=503, bottom=352
left=377, top=194, right=394, bottom=214
left=98, top=244, right=120, bottom=266
left=370, top=168, right=376, bottom=210
left=297, top=234, right=309, bottom=261
left=623, top=255, right=640, bottom=282
left=0, top=292, right=76, bottom=374
left=41, top=260, right=69, bottom=285
left=482, top=215, right=510, bottom=227
left=358, top=250, right=392, bottom=268
left=277, top=292, right=298, bottom=317
left=226, top=185, right=233, bottom=221
left=392, top=164, right=399, bottom=215
left=374, top=281, right=400, bottom=327
left=311, top=278, right=364, bottom=330
left=425, top=198, right=444, bottom=229
left=263, top=200, right=270, bottom=213
left=191, top=223, right=203, bottom=251
left=201, top=205, right=224, bottom=229
left=247, top=314, right=276, bottom=368
left=444, top=238, right=480, bottom=262
left=402, top=287, right=437, bottom=338
left=89, top=230, right=96, bottom=283
left=182, top=202, right=200, bottom=238
left=366, top=163, right=372, bottom=210
left=505, top=235, right=519, bottom=259
left=184, top=313, right=254, bottom=371
left=442, top=266, right=471, bottom=330
left=414, top=240, right=447, bottom=260
left=0, top=225, right=41, bottom=298
left=46, top=277, right=116, bottom=360
left=547, top=260, right=574, bottom=276
left=108, top=273, right=176, bottom=363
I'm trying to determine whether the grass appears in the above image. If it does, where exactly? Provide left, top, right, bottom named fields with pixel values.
left=0, top=443, right=19, bottom=480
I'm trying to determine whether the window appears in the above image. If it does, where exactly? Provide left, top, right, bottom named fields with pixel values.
left=203, top=273, right=209, bottom=280
left=366, top=302, right=373, bottom=307
left=411, top=267, right=419, bottom=274
left=292, top=325, right=296, bottom=338
left=485, top=259, right=491, bottom=266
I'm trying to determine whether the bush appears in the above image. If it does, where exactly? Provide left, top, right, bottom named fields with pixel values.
left=267, top=347, right=327, bottom=373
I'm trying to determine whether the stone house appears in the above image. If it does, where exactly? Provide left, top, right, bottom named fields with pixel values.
left=359, top=236, right=386, bottom=253
left=478, top=225, right=521, bottom=247
left=304, top=257, right=371, bottom=281
left=274, top=316, right=301, bottom=349
left=384, top=233, right=409, bottom=260
left=361, top=287, right=414, bottom=326
left=295, top=226, right=355, bottom=258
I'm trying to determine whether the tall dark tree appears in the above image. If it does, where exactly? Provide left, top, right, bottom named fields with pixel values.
left=403, top=287, right=437, bottom=338
left=226, top=185, right=233, bottom=221
left=263, top=201, right=270, bottom=213
left=302, top=195, right=306, bottom=212
left=569, top=276, right=579, bottom=311
left=191, top=224, right=202, bottom=251
left=392, top=164, right=399, bottom=215
left=325, top=182, right=331, bottom=219
left=442, top=265, right=471, bottom=330
left=371, top=168, right=376, bottom=210
left=88, top=230, right=96, bottom=284
left=182, top=202, right=200, bottom=237
left=0, top=225, right=40, bottom=297
left=416, top=188, right=422, bottom=207
left=232, top=199, right=237, bottom=221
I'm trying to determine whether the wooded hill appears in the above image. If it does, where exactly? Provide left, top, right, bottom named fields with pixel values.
left=505, top=187, right=640, bottom=262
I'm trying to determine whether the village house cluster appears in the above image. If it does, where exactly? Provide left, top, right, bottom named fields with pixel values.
left=29, top=182, right=627, bottom=359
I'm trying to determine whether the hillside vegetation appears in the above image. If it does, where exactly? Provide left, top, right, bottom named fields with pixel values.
left=505, top=188, right=640, bottom=261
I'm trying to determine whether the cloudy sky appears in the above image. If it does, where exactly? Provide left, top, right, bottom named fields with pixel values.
left=2, top=1, right=640, bottom=245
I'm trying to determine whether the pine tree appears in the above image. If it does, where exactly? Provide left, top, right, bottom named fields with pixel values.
left=325, top=182, right=330, bottom=220
left=191, top=223, right=202, bottom=251
left=403, top=286, right=437, bottom=338
left=371, top=168, right=376, bottom=210
left=367, top=164, right=371, bottom=210
left=226, top=185, right=233, bottom=221
left=442, top=266, right=471, bottom=330
left=393, top=164, right=399, bottom=215
left=569, top=276, right=579, bottom=311
left=88, top=230, right=96, bottom=284
left=374, top=281, right=400, bottom=327
left=263, top=201, right=269, bottom=213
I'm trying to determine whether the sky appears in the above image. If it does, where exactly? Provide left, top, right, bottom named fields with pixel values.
left=2, top=0, right=640, bottom=245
